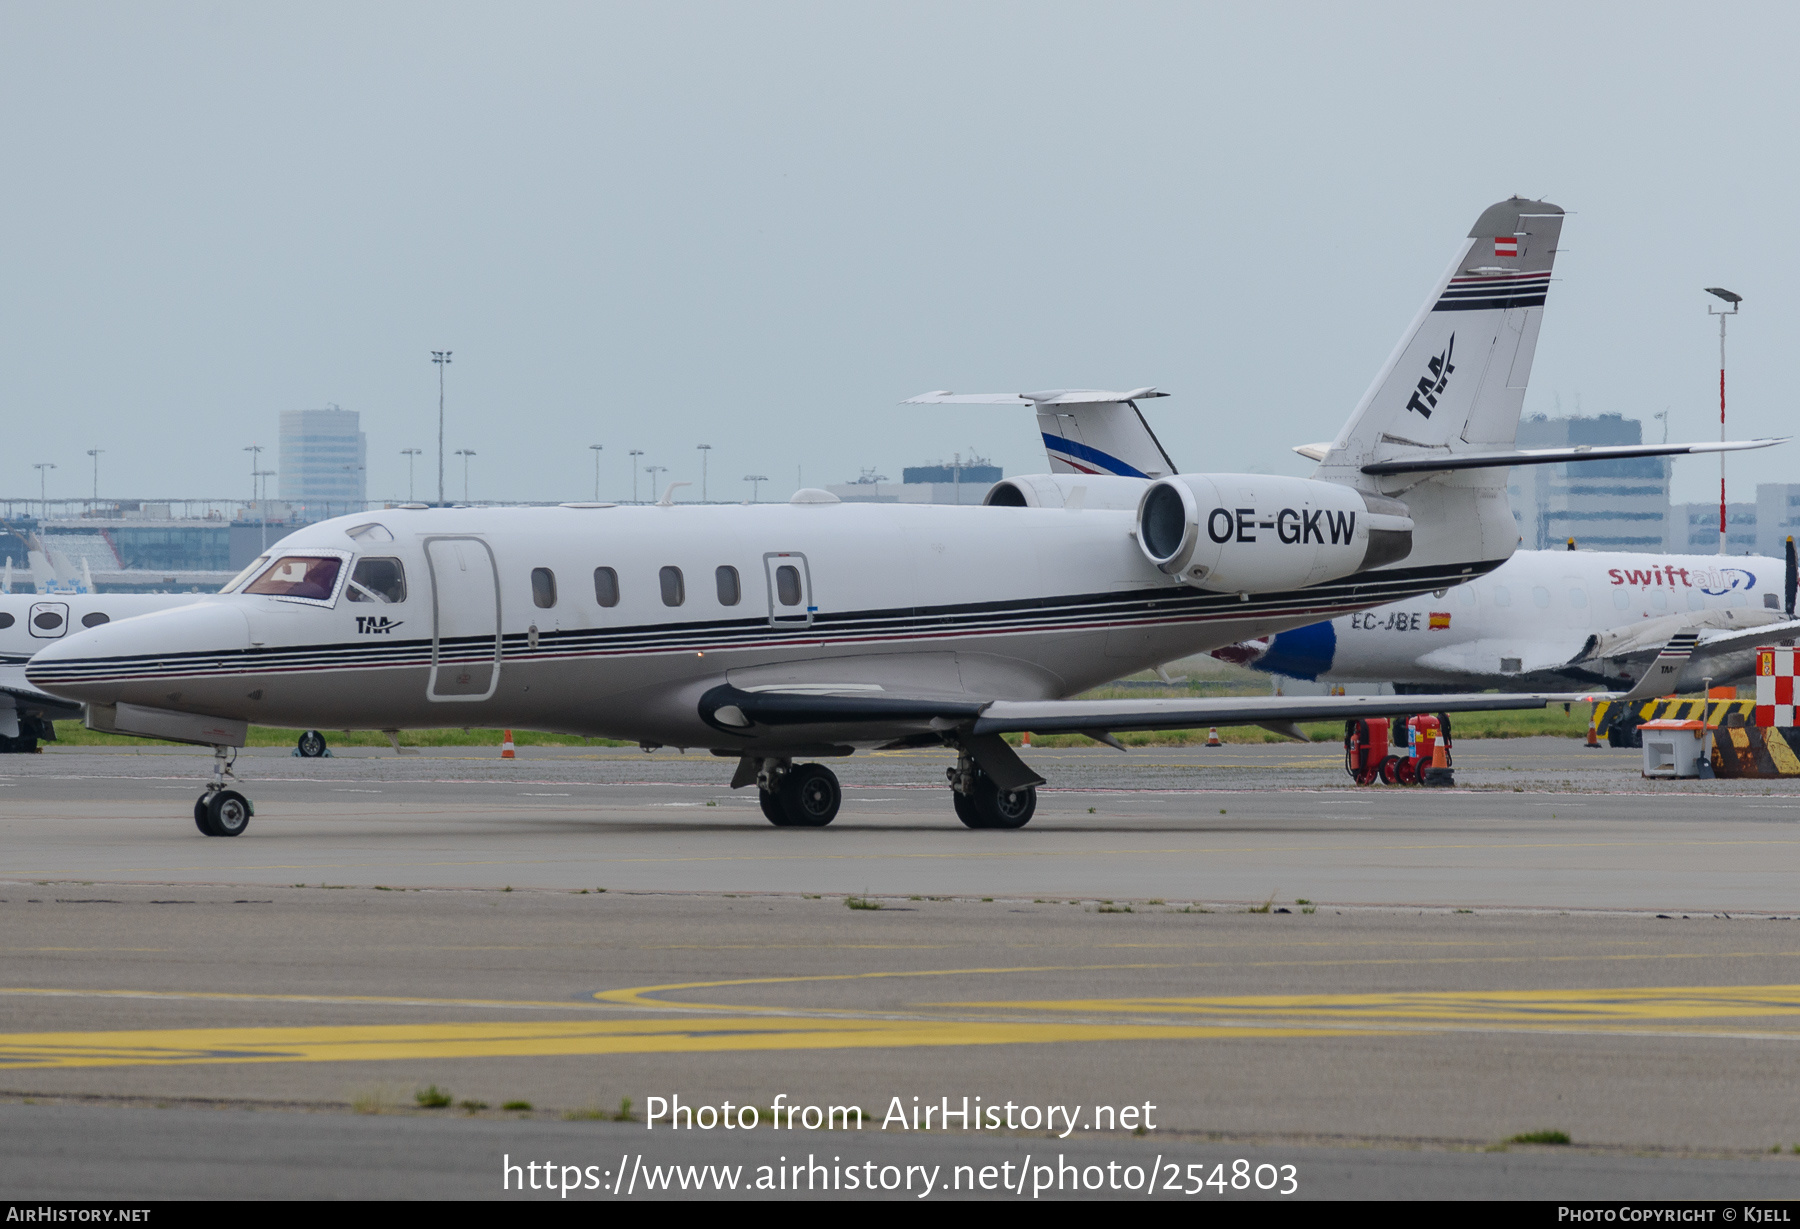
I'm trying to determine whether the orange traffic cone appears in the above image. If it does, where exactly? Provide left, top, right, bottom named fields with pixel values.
left=1432, top=740, right=1448, bottom=769
left=1584, top=716, right=1600, bottom=748
left=1021, top=731, right=1031, bottom=748
left=1206, top=727, right=1222, bottom=748
left=500, top=730, right=516, bottom=759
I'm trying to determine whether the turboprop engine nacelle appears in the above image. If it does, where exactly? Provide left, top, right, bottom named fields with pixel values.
left=1136, top=475, right=1412, bottom=591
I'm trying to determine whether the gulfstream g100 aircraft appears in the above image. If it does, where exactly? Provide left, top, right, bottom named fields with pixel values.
left=26, top=197, right=1781, bottom=836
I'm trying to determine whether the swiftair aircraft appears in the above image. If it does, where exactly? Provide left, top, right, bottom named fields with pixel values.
left=1215, top=539, right=1800, bottom=694
left=27, top=197, right=1780, bottom=836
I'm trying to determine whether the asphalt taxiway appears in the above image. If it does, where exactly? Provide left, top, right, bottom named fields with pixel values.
left=1, top=739, right=1797, bottom=1199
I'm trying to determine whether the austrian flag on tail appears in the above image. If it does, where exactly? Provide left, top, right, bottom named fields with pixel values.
left=1493, top=235, right=1519, bottom=258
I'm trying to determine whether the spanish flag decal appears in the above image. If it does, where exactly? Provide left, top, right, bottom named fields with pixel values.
left=1428, top=611, right=1451, bottom=630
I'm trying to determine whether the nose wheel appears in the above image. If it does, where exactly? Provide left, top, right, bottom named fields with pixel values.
left=194, top=745, right=253, bottom=837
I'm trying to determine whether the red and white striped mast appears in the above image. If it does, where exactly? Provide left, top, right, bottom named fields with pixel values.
left=1705, top=287, right=1742, bottom=555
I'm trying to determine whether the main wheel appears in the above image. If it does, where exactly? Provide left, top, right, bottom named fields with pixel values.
left=199, top=789, right=252, bottom=837
left=970, top=772, right=1036, bottom=829
left=777, top=763, right=840, bottom=828
left=953, top=789, right=988, bottom=829
left=759, top=788, right=797, bottom=826
left=296, top=730, right=328, bottom=758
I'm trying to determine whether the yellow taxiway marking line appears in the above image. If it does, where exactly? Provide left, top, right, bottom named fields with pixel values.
left=0, top=987, right=617, bottom=1012
left=0, top=1017, right=1363, bottom=1070
left=935, top=985, right=1800, bottom=1024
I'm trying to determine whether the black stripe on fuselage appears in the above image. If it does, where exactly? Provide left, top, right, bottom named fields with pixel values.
left=27, top=558, right=1500, bottom=684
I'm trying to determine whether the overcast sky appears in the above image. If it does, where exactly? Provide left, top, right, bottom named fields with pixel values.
left=2, top=1, right=1793, bottom=508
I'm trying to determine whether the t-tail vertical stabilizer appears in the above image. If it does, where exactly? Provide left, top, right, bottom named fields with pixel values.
left=1310, top=197, right=1565, bottom=572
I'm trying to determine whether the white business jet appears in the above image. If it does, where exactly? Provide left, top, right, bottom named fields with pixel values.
left=26, top=197, right=1780, bottom=836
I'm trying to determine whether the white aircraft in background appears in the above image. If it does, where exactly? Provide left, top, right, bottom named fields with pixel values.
left=27, top=196, right=1782, bottom=837
left=0, top=582, right=210, bottom=753
left=1215, top=540, right=1800, bottom=695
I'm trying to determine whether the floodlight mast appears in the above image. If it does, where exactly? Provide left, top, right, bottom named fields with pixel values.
left=431, top=350, right=452, bottom=506
left=589, top=444, right=604, bottom=501
left=1706, top=287, right=1742, bottom=555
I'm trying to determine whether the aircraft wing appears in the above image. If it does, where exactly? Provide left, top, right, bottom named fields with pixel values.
left=703, top=682, right=1557, bottom=790
left=0, top=665, right=83, bottom=721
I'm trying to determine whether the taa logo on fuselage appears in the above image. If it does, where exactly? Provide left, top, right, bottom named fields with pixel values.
left=356, top=615, right=404, bottom=635
left=1405, top=334, right=1455, bottom=419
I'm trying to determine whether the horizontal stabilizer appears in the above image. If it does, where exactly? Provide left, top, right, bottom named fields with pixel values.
left=902, top=388, right=1168, bottom=406
left=1361, top=437, right=1786, bottom=476
left=901, top=388, right=1177, bottom=478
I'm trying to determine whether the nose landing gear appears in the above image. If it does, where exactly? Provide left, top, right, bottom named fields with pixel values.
left=194, top=745, right=253, bottom=837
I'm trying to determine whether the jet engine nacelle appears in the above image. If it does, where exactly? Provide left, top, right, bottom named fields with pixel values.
left=1136, top=474, right=1413, bottom=591
left=984, top=473, right=1150, bottom=510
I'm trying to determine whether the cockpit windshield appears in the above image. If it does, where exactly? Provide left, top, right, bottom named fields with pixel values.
left=219, top=556, right=269, bottom=594
left=243, top=556, right=344, bottom=601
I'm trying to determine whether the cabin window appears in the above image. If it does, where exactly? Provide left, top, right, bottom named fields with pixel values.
left=1766, top=592, right=1781, bottom=609
left=1650, top=589, right=1668, bottom=611
left=1492, top=585, right=1511, bottom=608
left=1689, top=589, right=1707, bottom=611
left=530, top=567, right=557, bottom=609
left=660, top=566, right=685, bottom=607
left=244, top=556, right=342, bottom=601
left=34, top=610, right=62, bottom=630
left=775, top=564, right=802, bottom=606
left=1532, top=586, right=1551, bottom=608
left=1568, top=588, right=1587, bottom=608
left=594, top=567, right=620, bottom=607
left=716, top=566, right=741, bottom=606
left=347, top=557, right=407, bottom=604
left=81, top=612, right=110, bottom=628
left=1457, top=586, right=1476, bottom=607
left=1612, top=588, right=1631, bottom=610
left=1500, top=657, right=1522, bottom=673
left=0, top=613, right=12, bottom=629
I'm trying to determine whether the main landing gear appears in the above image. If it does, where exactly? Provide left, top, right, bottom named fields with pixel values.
left=194, top=745, right=253, bottom=837
left=755, top=759, right=842, bottom=827
left=948, top=749, right=1036, bottom=829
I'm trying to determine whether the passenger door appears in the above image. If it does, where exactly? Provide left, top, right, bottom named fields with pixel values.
left=763, top=552, right=814, bottom=629
left=27, top=601, right=68, bottom=639
left=425, top=537, right=501, bottom=701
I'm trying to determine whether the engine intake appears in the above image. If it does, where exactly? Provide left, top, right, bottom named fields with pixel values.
left=1137, top=474, right=1412, bottom=591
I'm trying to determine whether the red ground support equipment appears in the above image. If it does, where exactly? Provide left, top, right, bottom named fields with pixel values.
left=1343, top=718, right=1389, bottom=785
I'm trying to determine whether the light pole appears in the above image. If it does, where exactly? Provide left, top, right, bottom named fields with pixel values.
left=401, top=448, right=423, bottom=502
left=455, top=449, right=476, bottom=502
left=645, top=464, right=667, bottom=503
left=589, top=444, right=604, bottom=501
left=628, top=450, right=644, bottom=502
left=86, top=449, right=103, bottom=506
left=1705, top=288, right=1741, bottom=555
left=744, top=473, right=767, bottom=502
left=33, top=463, right=55, bottom=519
left=243, top=445, right=263, bottom=508
left=254, top=470, right=277, bottom=549
left=696, top=443, right=711, bottom=502
left=431, top=350, right=452, bottom=505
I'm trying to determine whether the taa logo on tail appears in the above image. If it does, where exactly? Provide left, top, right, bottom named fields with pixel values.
left=1405, top=335, right=1455, bottom=419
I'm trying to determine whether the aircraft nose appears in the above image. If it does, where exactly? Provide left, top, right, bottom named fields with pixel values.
left=26, top=601, right=253, bottom=705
